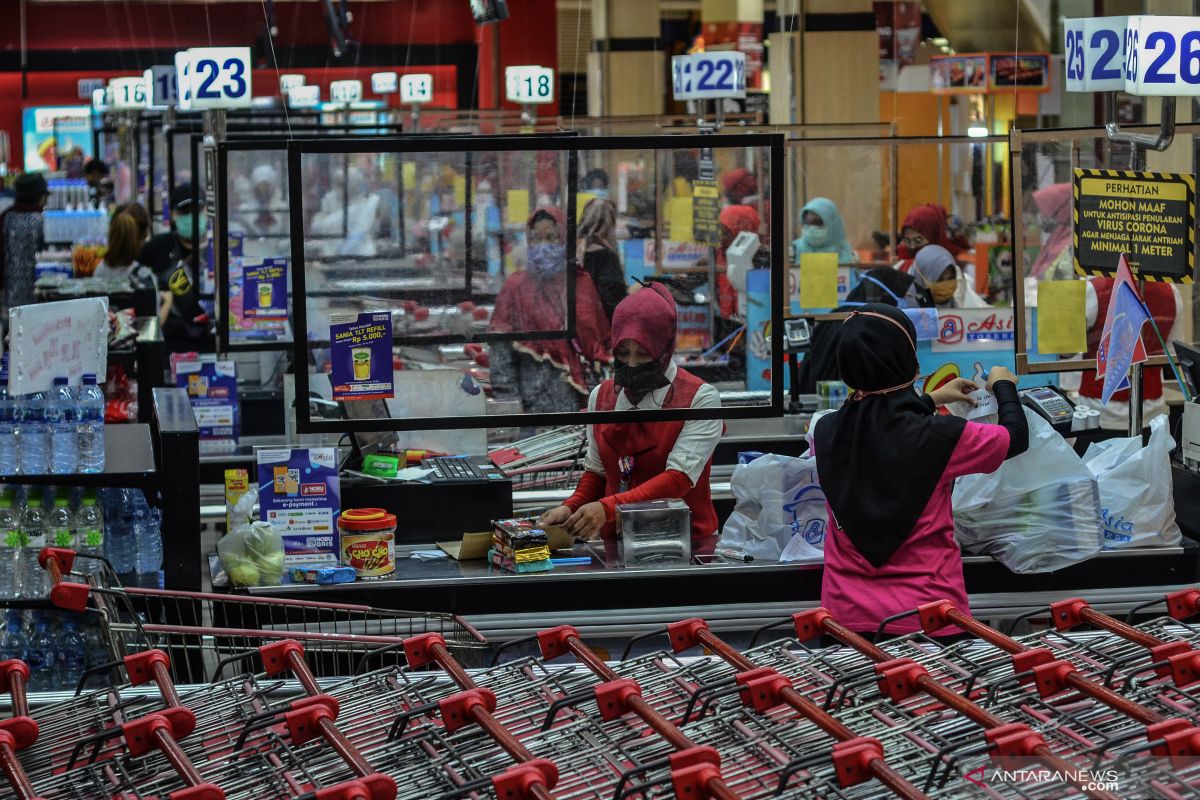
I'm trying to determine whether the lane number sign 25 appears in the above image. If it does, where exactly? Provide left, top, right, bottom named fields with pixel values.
left=176, top=47, right=253, bottom=110
left=1064, top=17, right=1126, bottom=92
left=1066, top=15, right=1200, bottom=95
left=672, top=52, right=747, bottom=101
left=505, top=66, right=554, bottom=105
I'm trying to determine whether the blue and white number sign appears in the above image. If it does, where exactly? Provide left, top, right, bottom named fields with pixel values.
left=287, top=85, right=321, bottom=109
left=278, top=74, right=305, bottom=95
left=505, top=66, right=555, bottom=104
left=144, top=65, right=179, bottom=108
left=672, top=51, right=747, bottom=101
left=176, top=47, right=253, bottom=110
left=109, top=77, right=147, bottom=111
left=1064, top=16, right=1127, bottom=92
left=1124, top=16, right=1200, bottom=96
left=329, top=80, right=363, bottom=104
left=400, top=74, right=433, bottom=105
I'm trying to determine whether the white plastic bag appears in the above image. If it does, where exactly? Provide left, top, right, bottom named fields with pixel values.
left=1082, top=415, right=1182, bottom=550
left=720, top=453, right=827, bottom=562
left=953, top=408, right=1103, bottom=573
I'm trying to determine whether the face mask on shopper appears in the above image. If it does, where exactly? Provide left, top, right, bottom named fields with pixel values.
left=175, top=213, right=207, bottom=242
left=801, top=225, right=830, bottom=249
left=930, top=278, right=958, bottom=305
left=527, top=242, right=565, bottom=278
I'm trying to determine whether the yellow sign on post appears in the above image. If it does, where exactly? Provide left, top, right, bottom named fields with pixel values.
left=799, top=252, right=839, bottom=309
left=506, top=190, right=530, bottom=226
left=401, top=162, right=417, bottom=191
left=1035, top=280, right=1087, bottom=354
left=667, top=198, right=694, bottom=243
left=576, top=192, right=598, bottom=223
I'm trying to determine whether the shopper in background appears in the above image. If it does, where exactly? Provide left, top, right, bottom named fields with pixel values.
left=139, top=184, right=213, bottom=353
left=238, top=164, right=288, bottom=238
left=138, top=183, right=202, bottom=277
left=113, top=201, right=150, bottom=244
left=581, top=168, right=610, bottom=198
left=894, top=204, right=958, bottom=272
left=539, top=282, right=723, bottom=556
left=83, top=159, right=112, bottom=208
left=792, top=197, right=858, bottom=265
left=811, top=304, right=1028, bottom=638
left=1028, top=183, right=1073, bottom=281
left=94, top=203, right=154, bottom=287
left=577, top=197, right=626, bottom=321
left=912, top=244, right=987, bottom=308
left=1, top=173, right=49, bottom=314
left=489, top=208, right=611, bottom=413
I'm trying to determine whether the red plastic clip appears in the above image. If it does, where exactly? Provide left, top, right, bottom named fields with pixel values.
left=492, top=759, right=559, bottom=799
left=259, top=640, right=304, bottom=677
left=1148, top=720, right=1200, bottom=768
left=791, top=608, right=832, bottom=641
left=1010, top=648, right=1054, bottom=685
left=0, top=717, right=39, bottom=750
left=169, top=784, right=226, bottom=800
left=285, top=703, right=336, bottom=745
left=402, top=633, right=446, bottom=669
left=831, top=737, right=884, bottom=788
left=873, top=658, right=928, bottom=702
left=536, top=625, right=580, bottom=661
left=666, top=618, right=709, bottom=653
left=312, top=774, right=397, bottom=800
left=49, top=581, right=89, bottom=613
left=985, top=723, right=1046, bottom=767
left=734, top=668, right=791, bottom=712
left=669, top=746, right=721, bottom=798
left=1031, top=660, right=1077, bottom=699
left=0, top=660, right=29, bottom=695
left=438, top=688, right=497, bottom=733
left=1049, top=598, right=1090, bottom=631
left=1150, top=641, right=1193, bottom=679
left=124, top=650, right=171, bottom=687
left=916, top=600, right=956, bottom=634
left=37, top=547, right=75, bottom=575
left=1168, top=650, right=1200, bottom=688
left=291, top=693, right=341, bottom=719
left=1168, top=589, right=1200, bottom=621
left=158, top=706, right=197, bottom=741
left=123, top=713, right=173, bottom=757
left=594, top=679, right=642, bottom=721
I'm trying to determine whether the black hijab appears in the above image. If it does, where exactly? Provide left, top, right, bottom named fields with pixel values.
left=812, top=303, right=966, bottom=568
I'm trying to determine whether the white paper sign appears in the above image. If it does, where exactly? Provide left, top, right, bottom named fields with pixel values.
left=278, top=74, right=305, bottom=94
left=329, top=80, right=363, bottom=104
left=1124, top=15, right=1200, bottom=96
left=1064, top=16, right=1127, bottom=92
left=287, top=85, right=321, bottom=109
left=109, top=77, right=148, bottom=110
left=671, top=52, right=747, bottom=100
left=371, top=71, right=398, bottom=93
left=505, top=66, right=555, bottom=104
left=400, top=73, right=433, bottom=104
left=77, top=78, right=104, bottom=100
left=8, top=298, right=109, bottom=396
left=177, top=47, right=252, bottom=109
left=144, top=65, right=179, bottom=108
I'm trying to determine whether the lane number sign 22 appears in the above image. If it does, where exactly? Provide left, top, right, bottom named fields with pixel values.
left=672, top=52, right=747, bottom=101
left=177, top=47, right=253, bottom=110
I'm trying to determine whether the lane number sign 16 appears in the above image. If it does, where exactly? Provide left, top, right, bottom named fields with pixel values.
left=505, top=66, right=555, bottom=105
left=400, top=74, right=433, bottom=105
left=109, top=77, right=147, bottom=111
left=330, top=80, right=363, bottom=104
left=671, top=52, right=747, bottom=101
left=176, top=47, right=253, bottom=110
left=1064, top=16, right=1126, bottom=92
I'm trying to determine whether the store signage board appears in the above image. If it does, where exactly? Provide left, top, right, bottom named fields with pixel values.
left=989, top=53, right=1051, bottom=92
left=1123, top=16, right=1200, bottom=96
left=144, top=65, right=179, bottom=108
left=287, top=85, right=321, bottom=109
left=8, top=297, right=108, bottom=396
left=278, top=74, right=305, bottom=94
left=255, top=447, right=341, bottom=567
left=931, top=308, right=1015, bottom=352
left=77, top=78, right=104, bottom=100
left=1064, top=16, right=1127, bottom=92
left=371, top=71, right=398, bottom=94
left=929, top=54, right=989, bottom=93
left=109, top=77, right=148, bottom=111
left=1073, top=168, right=1195, bottom=283
left=671, top=52, right=747, bottom=100
left=329, top=80, right=363, bottom=104
left=505, top=66, right=555, bottom=104
left=175, top=358, right=239, bottom=443
left=692, top=147, right=720, bottom=245
left=399, top=73, right=433, bottom=105
left=175, top=47, right=252, bottom=110
left=329, top=311, right=395, bottom=401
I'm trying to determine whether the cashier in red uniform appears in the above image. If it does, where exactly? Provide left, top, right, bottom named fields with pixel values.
left=539, top=283, right=723, bottom=556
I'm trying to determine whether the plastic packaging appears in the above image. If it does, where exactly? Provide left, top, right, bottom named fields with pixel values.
left=218, top=486, right=286, bottom=587
left=74, top=492, right=104, bottom=572
left=76, top=373, right=106, bottom=473
left=338, top=508, right=398, bottom=579
left=721, top=453, right=827, bottom=563
left=46, top=377, right=78, bottom=474
left=18, top=391, right=48, bottom=475
left=48, top=495, right=75, bottom=549
left=26, top=617, right=56, bottom=693
left=20, top=495, right=47, bottom=598
left=0, top=373, right=18, bottom=476
left=0, top=492, right=22, bottom=600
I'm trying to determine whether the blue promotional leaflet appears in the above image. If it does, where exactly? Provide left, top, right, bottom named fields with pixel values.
left=175, top=358, right=239, bottom=443
left=256, top=447, right=341, bottom=567
left=330, top=311, right=394, bottom=401
left=241, top=258, right=288, bottom=320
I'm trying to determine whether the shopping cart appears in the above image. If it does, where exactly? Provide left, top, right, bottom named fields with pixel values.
left=490, top=427, right=588, bottom=491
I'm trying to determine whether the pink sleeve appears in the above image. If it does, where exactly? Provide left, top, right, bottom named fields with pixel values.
left=944, top=421, right=1010, bottom=480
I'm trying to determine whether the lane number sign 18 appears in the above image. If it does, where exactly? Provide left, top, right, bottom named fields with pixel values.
left=1124, top=16, right=1200, bottom=96
left=143, top=65, right=179, bottom=108
left=1064, top=16, right=1127, bottom=92
left=400, top=74, right=433, bottom=105
left=330, top=80, right=363, bottom=104
left=176, top=47, right=253, bottom=110
left=372, top=72, right=398, bottom=94
left=109, top=77, right=148, bottom=111
left=505, top=66, right=555, bottom=104
left=671, top=52, right=747, bottom=101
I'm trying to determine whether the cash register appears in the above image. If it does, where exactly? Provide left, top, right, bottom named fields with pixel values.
left=1175, top=341, right=1200, bottom=473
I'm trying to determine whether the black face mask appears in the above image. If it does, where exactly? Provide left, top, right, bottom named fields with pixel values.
left=614, top=360, right=671, bottom=404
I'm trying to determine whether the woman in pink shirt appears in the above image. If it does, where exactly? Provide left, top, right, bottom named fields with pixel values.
left=811, top=304, right=1028, bottom=639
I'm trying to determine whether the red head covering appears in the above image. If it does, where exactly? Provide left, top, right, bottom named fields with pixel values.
left=722, top=168, right=757, bottom=204
left=1029, top=183, right=1072, bottom=279
left=611, top=282, right=677, bottom=362
left=898, top=204, right=959, bottom=259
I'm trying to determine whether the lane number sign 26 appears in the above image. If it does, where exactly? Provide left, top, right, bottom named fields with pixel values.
left=505, top=66, right=554, bottom=105
left=672, top=52, right=747, bottom=101
left=1066, top=15, right=1200, bottom=95
left=176, top=47, right=253, bottom=110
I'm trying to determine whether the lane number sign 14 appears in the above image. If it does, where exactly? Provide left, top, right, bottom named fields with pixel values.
left=176, top=47, right=253, bottom=110
left=330, top=80, right=363, bottom=104
left=505, top=66, right=555, bottom=104
left=672, top=52, right=747, bottom=101
left=109, top=77, right=147, bottom=111
left=400, top=74, right=433, bottom=105
left=1064, top=16, right=1127, bottom=92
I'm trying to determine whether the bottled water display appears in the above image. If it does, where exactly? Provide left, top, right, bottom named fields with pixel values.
left=0, top=613, right=28, bottom=665
left=76, top=373, right=106, bottom=473
left=20, top=493, right=47, bottom=599
left=0, top=491, right=21, bottom=600
left=75, top=492, right=104, bottom=574
left=47, top=377, right=79, bottom=475
left=26, top=616, right=56, bottom=693
left=18, top=391, right=48, bottom=475
left=0, top=373, right=17, bottom=477
left=48, top=494, right=75, bottom=550
left=57, top=619, right=86, bottom=692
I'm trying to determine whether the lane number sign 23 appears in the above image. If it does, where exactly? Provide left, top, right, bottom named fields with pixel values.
left=672, top=52, right=747, bottom=101
left=505, top=66, right=554, bottom=105
left=177, top=47, right=252, bottom=110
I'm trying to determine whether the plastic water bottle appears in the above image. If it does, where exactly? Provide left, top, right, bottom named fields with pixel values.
left=82, top=618, right=107, bottom=671
left=74, top=493, right=104, bottom=575
left=26, top=617, right=56, bottom=693
left=0, top=492, right=23, bottom=600
left=133, top=493, right=162, bottom=588
left=20, top=494, right=47, bottom=599
left=18, top=392, right=48, bottom=475
left=57, top=619, right=86, bottom=692
left=48, top=494, right=75, bottom=551
left=105, top=489, right=136, bottom=578
left=76, top=374, right=105, bottom=474
left=0, top=373, right=18, bottom=476
left=47, top=377, right=79, bottom=475
left=0, top=612, right=28, bottom=664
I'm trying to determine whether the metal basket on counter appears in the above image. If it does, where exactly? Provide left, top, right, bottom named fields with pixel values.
left=490, top=426, right=587, bottom=492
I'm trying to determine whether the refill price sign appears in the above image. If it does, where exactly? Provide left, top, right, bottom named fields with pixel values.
left=1073, top=168, right=1195, bottom=283
left=330, top=312, right=394, bottom=401
left=672, top=52, right=747, bottom=100
left=256, top=447, right=340, bottom=567
left=241, top=258, right=288, bottom=320
left=176, top=359, right=239, bottom=442
left=505, top=66, right=555, bottom=104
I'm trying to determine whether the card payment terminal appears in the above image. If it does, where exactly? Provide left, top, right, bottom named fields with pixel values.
left=1019, top=386, right=1076, bottom=434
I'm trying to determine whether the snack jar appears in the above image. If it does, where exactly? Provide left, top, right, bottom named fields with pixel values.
left=338, top=508, right=398, bottom=579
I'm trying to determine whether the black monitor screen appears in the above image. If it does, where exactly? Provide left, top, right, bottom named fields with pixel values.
left=342, top=398, right=399, bottom=457
left=1174, top=340, right=1200, bottom=398
left=470, top=0, right=509, bottom=23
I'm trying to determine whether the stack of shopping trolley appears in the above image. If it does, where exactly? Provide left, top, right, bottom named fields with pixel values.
left=10, top=549, right=1200, bottom=797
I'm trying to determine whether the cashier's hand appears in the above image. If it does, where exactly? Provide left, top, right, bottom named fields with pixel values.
left=986, top=366, right=1018, bottom=392
left=564, top=502, right=607, bottom=540
left=928, top=378, right=980, bottom=407
left=538, top=505, right=572, bottom=526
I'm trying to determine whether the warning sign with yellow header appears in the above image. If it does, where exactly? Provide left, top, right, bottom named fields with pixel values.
left=1073, top=168, right=1195, bottom=284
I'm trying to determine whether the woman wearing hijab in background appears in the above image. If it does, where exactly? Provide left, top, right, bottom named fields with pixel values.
left=894, top=204, right=957, bottom=272
left=792, top=197, right=858, bottom=265
left=811, top=304, right=1028, bottom=638
left=489, top=208, right=612, bottom=414
left=1029, top=183, right=1073, bottom=281
left=912, top=244, right=987, bottom=308
left=1, top=173, right=49, bottom=314
left=539, top=282, right=723, bottom=556
left=796, top=268, right=931, bottom=394
left=577, top=197, right=626, bottom=321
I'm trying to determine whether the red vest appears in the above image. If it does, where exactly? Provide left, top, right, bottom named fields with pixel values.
left=593, top=369, right=719, bottom=555
left=1079, top=279, right=1176, bottom=402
